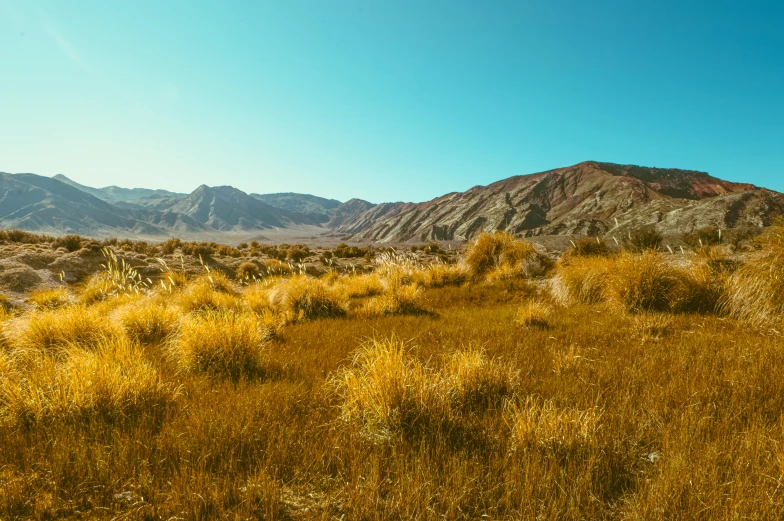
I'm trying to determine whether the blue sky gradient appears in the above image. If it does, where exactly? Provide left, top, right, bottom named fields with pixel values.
left=1, top=0, right=781, bottom=202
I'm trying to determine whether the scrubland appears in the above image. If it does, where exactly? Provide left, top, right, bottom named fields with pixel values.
left=1, top=227, right=784, bottom=519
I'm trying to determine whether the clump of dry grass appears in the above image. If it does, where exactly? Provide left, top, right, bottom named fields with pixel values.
left=362, top=284, right=425, bottom=317
left=0, top=337, right=178, bottom=425
left=178, top=272, right=241, bottom=313
left=443, top=348, right=518, bottom=412
left=171, top=310, right=270, bottom=381
left=334, top=337, right=445, bottom=438
left=269, top=276, right=347, bottom=323
left=463, top=231, right=547, bottom=280
left=605, top=252, right=683, bottom=313
left=333, top=273, right=386, bottom=299
left=506, top=398, right=602, bottom=451
left=722, top=225, right=784, bottom=327
left=10, top=306, right=120, bottom=352
left=516, top=301, right=552, bottom=328
left=243, top=283, right=274, bottom=315
left=117, top=300, right=180, bottom=345
left=551, top=255, right=614, bottom=305
left=27, top=288, right=73, bottom=310
left=411, top=262, right=468, bottom=288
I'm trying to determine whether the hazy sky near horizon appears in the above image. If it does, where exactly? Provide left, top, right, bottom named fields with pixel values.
left=1, top=1, right=782, bottom=203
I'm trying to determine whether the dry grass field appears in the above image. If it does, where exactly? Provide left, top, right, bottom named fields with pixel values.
left=2, top=227, right=784, bottom=520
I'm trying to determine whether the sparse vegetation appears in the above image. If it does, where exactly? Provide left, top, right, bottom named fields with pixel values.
left=2, top=230, right=784, bottom=519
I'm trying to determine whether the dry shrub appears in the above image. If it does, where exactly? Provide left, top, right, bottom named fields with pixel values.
left=551, top=256, right=613, bottom=305
left=507, top=398, right=602, bottom=451
left=411, top=263, right=468, bottom=288
left=463, top=231, right=547, bottom=280
left=236, top=261, right=261, bottom=282
left=516, top=301, right=552, bottom=329
left=243, top=284, right=274, bottom=315
left=0, top=337, right=177, bottom=425
left=723, top=225, right=784, bottom=327
left=27, top=288, right=73, bottom=310
left=605, top=252, right=683, bottom=313
left=334, top=337, right=445, bottom=438
left=118, top=300, right=180, bottom=345
left=671, top=260, right=724, bottom=314
left=11, top=306, right=119, bottom=352
left=363, top=284, right=425, bottom=317
left=79, top=273, right=115, bottom=305
left=172, top=310, right=270, bottom=380
left=269, top=276, right=347, bottom=323
left=562, top=237, right=611, bottom=260
left=333, top=273, right=385, bottom=299
left=443, top=348, right=518, bottom=412
left=178, top=273, right=241, bottom=313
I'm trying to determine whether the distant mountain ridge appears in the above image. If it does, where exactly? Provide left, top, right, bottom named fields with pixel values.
left=1, top=162, right=781, bottom=242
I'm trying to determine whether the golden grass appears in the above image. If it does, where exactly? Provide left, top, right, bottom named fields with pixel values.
left=411, top=262, right=468, bottom=288
left=177, top=272, right=241, bottom=313
left=10, top=306, right=119, bottom=352
left=27, top=288, right=73, bottom=309
left=516, top=300, right=552, bottom=328
left=723, top=225, right=784, bottom=327
left=362, top=284, right=425, bottom=317
left=269, top=275, right=347, bottom=323
left=3, top=236, right=784, bottom=518
left=117, top=299, right=181, bottom=345
left=334, top=337, right=445, bottom=438
left=463, top=231, right=547, bottom=280
left=171, top=310, right=271, bottom=381
left=0, top=336, right=177, bottom=425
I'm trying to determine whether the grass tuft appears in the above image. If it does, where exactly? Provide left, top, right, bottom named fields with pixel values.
left=269, top=276, right=347, bottom=323
left=27, top=288, right=73, bottom=310
left=516, top=301, right=553, bottom=328
left=11, top=306, right=119, bottom=352
left=463, top=231, right=547, bottom=280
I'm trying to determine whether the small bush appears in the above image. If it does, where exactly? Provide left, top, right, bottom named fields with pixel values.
left=334, top=337, right=445, bottom=438
left=605, top=252, right=683, bottom=313
left=363, top=284, right=425, bottom=317
left=563, top=237, right=610, bottom=260
left=551, top=256, right=613, bottom=305
left=27, top=288, right=73, bottom=310
left=443, top=349, right=518, bottom=412
left=51, top=234, right=83, bottom=252
left=623, top=225, right=663, bottom=252
left=119, top=301, right=180, bottom=345
left=0, top=337, right=177, bottom=424
left=463, top=232, right=547, bottom=280
left=172, top=310, right=270, bottom=381
left=682, top=226, right=723, bottom=248
left=236, top=261, right=261, bottom=281
left=516, top=301, right=552, bottom=329
left=11, top=306, right=119, bottom=352
left=269, top=276, right=347, bottom=323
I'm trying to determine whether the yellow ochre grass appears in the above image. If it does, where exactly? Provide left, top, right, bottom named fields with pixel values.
left=1, top=230, right=784, bottom=519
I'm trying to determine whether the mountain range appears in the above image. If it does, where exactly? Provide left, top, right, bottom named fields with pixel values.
left=1, top=162, right=782, bottom=243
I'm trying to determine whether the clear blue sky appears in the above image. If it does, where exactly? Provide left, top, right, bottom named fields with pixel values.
left=1, top=1, right=782, bottom=203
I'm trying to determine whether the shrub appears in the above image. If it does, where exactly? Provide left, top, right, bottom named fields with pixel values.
left=463, top=232, right=547, bottom=279
left=159, top=238, right=182, bottom=255
left=333, top=243, right=369, bottom=259
left=236, top=261, right=261, bottom=281
left=411, top=263, right=468, bottom=288
left=27, top=288, right=73, bottom=310
left=563, top=237, right=610, bottom=260
left=51, top=234, right=83, bottom=252
left=722, top=225, right=784, bottom=327
left=334, top=337, right=445, bottom=438
left=172, top=310, right=270, bottom=381
left=269, top=276, right=347, bottom=323
left=605, top=252, right=682, bottom=313
left=333, top=273, right=385, bottom=299
left=550, top=256, right=613, bottom=305
left=682, top=226, right=723, bottom=248
left=623, top=225, right=663, bottom=252
left=516, top=301, right=552, bottom=329
left=119, top=300, right=180, bottom=345
left=178, top=273, right=240, bottom=313
left=0, top=337, right=177, bottom=424
left=443, top=349, right=518, bottom=412
left=363, top=284, right=425, bottom=317
left=11, top=306, right=119, bottom=352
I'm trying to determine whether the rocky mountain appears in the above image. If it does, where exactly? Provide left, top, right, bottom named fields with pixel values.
left=53, top=174, right=185, bottom=203
left=333, top=162, right=784, bottom=242
left=251, top=193, right=342, bottom=223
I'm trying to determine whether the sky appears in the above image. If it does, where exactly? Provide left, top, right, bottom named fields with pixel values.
left=0, top=0, right=782, bottom=203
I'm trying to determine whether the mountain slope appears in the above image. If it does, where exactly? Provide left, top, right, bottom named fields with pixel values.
left=53, top=174, right=185, bottom=203
left=251, top=193, right=341, bottom=223
left=334, top=162, right=783, bottom=242
left=170, top=185, right=314, bottom=231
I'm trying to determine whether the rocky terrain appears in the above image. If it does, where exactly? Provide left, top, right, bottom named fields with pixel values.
left=2, top=162, right=782, bottom=243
